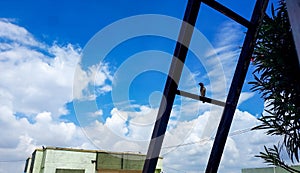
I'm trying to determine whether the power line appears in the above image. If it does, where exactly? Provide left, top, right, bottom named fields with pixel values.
left=0, top=128, right=253, bottom=163
left=0, top=159, right=25, bottom=163
left=163, top=166, right=187, bottom=173
left=162, top=138, right=211, bottom=149
left=162, top=127, right=253, bottom=149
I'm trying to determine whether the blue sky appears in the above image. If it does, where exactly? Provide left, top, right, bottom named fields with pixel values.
left=0, top=0, right=280, bottom=172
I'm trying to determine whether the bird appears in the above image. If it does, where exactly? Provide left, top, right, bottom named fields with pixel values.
left=199, top=82, right=206, bottom=103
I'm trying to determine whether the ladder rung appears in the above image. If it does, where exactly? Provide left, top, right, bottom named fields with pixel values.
left=202, top=0, right=252, bottom=28
left=176, top=90, right=226, bottom=107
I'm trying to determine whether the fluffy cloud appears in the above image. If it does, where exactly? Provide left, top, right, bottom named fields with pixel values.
left=161, top=109, right=280, bottom=173
left=0, top=19, right=111, bottom=172
left=73, top=62, right=112, bottom=100
left=0, top=18, right=40, bottom=47
left=81, top=106, right=157, bottom=153
left=0, top=19, right=112, bottom=117
left=79, top=104, right=280, bottom=172
left=238, top=92, right=256, bottom=106
left=0, top=104, right=92, bottom=173
left=0, top=43, right=78, bottom=116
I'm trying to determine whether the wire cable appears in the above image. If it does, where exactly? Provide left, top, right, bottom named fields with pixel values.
left=162, top=127, right=253, bottom=149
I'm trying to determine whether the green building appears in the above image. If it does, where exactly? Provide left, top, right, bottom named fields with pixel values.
left=242, top=165, right=300, bottom=173
left=24, top=146, right=163, bottom=173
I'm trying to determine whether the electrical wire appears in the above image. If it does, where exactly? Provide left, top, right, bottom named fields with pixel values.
left=162, top=127, right=253, bottom=149
left=0, top=159, right=25, bottom=162
left=163, top=165, right=187, bottom=173
left=0, top=128, right=254, bottom=163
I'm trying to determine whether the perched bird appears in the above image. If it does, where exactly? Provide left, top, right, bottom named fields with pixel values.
left=199, top=82, right=206, bottom=103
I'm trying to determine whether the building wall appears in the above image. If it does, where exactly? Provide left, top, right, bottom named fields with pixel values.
left=31, top=150, right=43, bottom=173
left=24, top=157, right=32, bottom=173
left=156, top=158, right=163, bottom=171
left=40, top=148, right=96, bottom=173
left=96, top=152, right=163, bottom=172
left=25, top=147, right=163, bottom=173
left=242, top=166, right=300, bottom=173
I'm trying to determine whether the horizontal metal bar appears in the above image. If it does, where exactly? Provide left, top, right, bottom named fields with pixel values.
left=201, top=0, right=252, bottom=28
left=176, top=90, right=225, bottom=107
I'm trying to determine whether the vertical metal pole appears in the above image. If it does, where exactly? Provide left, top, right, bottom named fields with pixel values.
left=142, top=0, right=201, bottom=172
left=205, top=0, right=269, bottom=172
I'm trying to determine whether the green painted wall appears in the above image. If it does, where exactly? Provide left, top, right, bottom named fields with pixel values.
left=96, top=152, right=162, bottom=172
left=97, top=152, right=122, bottom=170
left=242, top=166, right=300, bottom=173
left=122, top=154, right=145, bottom=170
left=55, top=168, right=85, bottom=173
left=26, top=148, right=163, bottom=173
left=97, top=152, right=145, bottom=170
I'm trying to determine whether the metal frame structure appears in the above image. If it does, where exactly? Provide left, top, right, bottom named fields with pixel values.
left=142, top=0, right=269, bottom=172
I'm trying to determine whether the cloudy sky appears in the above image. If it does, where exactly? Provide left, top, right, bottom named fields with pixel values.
left=0, top=0, right=280, bottom=172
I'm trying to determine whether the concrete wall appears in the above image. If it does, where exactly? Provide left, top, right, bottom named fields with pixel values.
left=242, top=166, right=300, bottom=173
left=40, top=149, right=96, bottom=173
left=24, top=157, right=32, bottom=173
left=156, top=158, right=163, bottom=171
left=26, top=147, right=163, bottom=173
left=96, top=152, right=163, bottom=172
left=31, top=150, right=43, bottom=173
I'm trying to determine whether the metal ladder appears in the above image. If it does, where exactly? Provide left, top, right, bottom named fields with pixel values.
left=142, top=0, right=269, bottom=172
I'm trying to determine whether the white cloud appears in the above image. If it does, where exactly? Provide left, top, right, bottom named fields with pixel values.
left=161, top=109, right=280, bottom=173
left=0, top=40, right=80, bottom=116
left=238, top=92, right=256, bottom=106
left=106, top=108, right=129, bottom=136
left=73, top=63, right=112, bottom=100
left=0, top=105, right=92, bottom=173
left=0, top=18, right=40, bottom=47
left=1, top=97, right=278, bottom=173
left=77, top=103, right=279, bottom=172
left=91, top=110, right=103, bottom=117
left=0, top=19, right=112, bottom=117
left=0, top=19, right=112, bottom=172
left=81, top=106, right=157, bottom=153
left=112, top=140, right=142, bottom=152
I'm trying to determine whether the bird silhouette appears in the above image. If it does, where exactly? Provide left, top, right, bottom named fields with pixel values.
left=199, top=82, right=206, bottom=103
